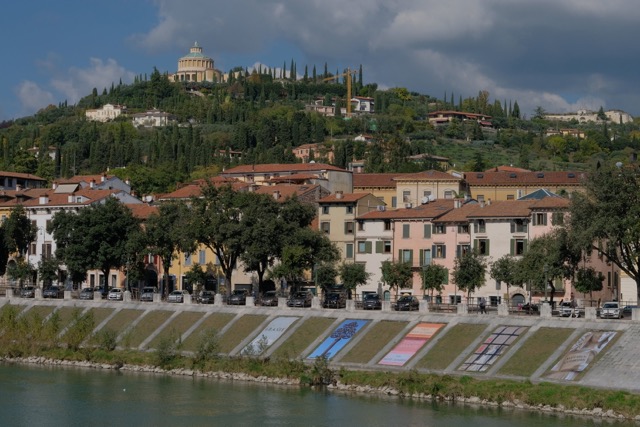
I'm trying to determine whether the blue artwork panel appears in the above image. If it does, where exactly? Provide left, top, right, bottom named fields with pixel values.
left=307, top=319, right=369, bottom=360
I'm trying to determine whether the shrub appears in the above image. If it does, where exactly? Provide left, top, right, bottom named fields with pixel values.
left=192, top=328, right=220, bottom=369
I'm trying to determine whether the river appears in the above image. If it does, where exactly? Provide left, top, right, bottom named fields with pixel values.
left=0, top=364, right=634, bottom=427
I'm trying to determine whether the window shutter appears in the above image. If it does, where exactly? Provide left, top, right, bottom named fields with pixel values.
left=485, top=240, right=489, bottom=255
left=424, top=224, right=431, bottom=238
left=510, top=239, right=515, bottom=255
left=408, top=249, right=414, bottom=266
left=419, top=249, right=424, bottom=266
left=365, top=241, right=372, bottom=254
left=431, top=245, right=436, bottom=255
left=442, top=246, right=446, bottom=259
left=474, top=222, right=478, bottom=233
left=523, top=239, right=528, bottom=253
left=398, top=249, right=402, bottom=261
left=456, top=245, right=461, bottom=258
left=532, top=214, right=538, bottom=226
left=510, top=222, right=515, bottom=233
left=444, top=268, right=449, bottom=284
left=473, top=239, right=478, bottom=251
left=346, top=244, right=353, bottom=259
left=403, top=224, right=410, bottom=238
left=542, top=213, right=547, bottom=225
left=375, top=241, right=383, bottom=253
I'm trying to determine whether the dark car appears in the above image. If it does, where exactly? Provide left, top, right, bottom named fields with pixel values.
left=362, top=293, right=382, bottom=310
left=287, top=291, right=312, bottom=308
left=140, top=287, right=158, bottom=302
left=623, top=305, right=638, bottom=316
left=43, top=286, right=63, bottom=299
left=20, top=286, right=35, bottom=298
left=323, top=292, right=346, bottom=309
left=79, top=287, right=95, bottom=300
left=197, top=290, right=216, bottom=304
left=259, top=290, right=278, bottom=307
left=227, top=289, right=248, bottom=305
left=394, top=295, right=419, bottom=311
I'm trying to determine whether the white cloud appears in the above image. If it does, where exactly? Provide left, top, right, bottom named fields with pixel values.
left=17, top=81, right=55, bottom=113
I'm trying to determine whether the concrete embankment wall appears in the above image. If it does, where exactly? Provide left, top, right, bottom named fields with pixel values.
left=1, top=297, right=638, bottom=393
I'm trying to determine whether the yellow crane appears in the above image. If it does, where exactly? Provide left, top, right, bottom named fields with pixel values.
left=322, top=67, right=357, bottom=118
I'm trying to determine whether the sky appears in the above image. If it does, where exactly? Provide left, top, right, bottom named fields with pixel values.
left=1, top=0, right=640, bottom=122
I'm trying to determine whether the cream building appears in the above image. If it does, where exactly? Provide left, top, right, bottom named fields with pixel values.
left=169, top=42, right=222, bottom=83
left=85, top=104, right=126, bottom=122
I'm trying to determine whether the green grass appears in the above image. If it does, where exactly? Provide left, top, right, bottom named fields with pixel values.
left=499, top=327, right=573, bottom=377
left=416, top=323, right=487, bottom=370
left=25, top=305, right=55, bottom=320
left=271, top=317, right=336, bottom=359
left=53, top=307, right=81, bottom=330
left=102, top=309, right=144, bottom=338
left=121, top=310, right=172, bottom=348
left=340, top=320, right=408, bottom=364
left=147, top=311, right=204, bottom=349
left=87, top=308, right=114, bottom=328
left=181, top=313, right=235, bottom=352
left=218, top=315, right=267, bottom=354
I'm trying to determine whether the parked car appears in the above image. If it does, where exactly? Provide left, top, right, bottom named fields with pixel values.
left=20, top=286, right=35, bottom=298
left=79, top=287, right=95, bottom=300
left=287, top=291, right=312, bottom=308
left=559, top=301, right=574, bottom=317
left=362, top=293, right=382, bottom=310
left=600, top=301, right=623, bottom=319
left=140, top=287, right=158, bottom=302
left=394, top=295, right=419, bottom=311
left=623, top=305, right=638, bottom=316
left=259, top=290, right=278, bottom=307
left=227, top=289, right=248, bottom=305
left=107, top=288, right=124, bottom=301
left=43, top=286, right=63, bottom=299
left=323, top=292, right=346, bottom=309
left=197, top=290, right=215, bottom=304
left=167, top=289, right=189, bottom=303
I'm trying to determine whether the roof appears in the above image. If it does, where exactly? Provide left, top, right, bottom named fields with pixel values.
left=127, top=204, right=158, bottom=219
left=358, top=199, right=456, bottom=220
left=0, top=171, right=47, bottom=181
left=465, top=171, right=585, bottom=186
left=319, top=192, right=376, bottom=204
left=158, top=177, right=246, bottom=200
left=393, top=170, right=462, bottom=182
left=58, top=174, right=115, bottom=185
left=485, top=166, right=531, bottom=173
left=268, top=173, right=326, bottom=183
left=353, top=173, right=404, bottom=188
left=0, top=188, right=122, bottom=208
left=254, top=184, right=323, bottom=201
left=518, top=188, right=562, bottom=200
left=222, top=163, right=349, bottom=175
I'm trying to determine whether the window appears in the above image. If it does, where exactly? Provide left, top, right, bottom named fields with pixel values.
left=402, top=191, right=411, bottom=203
left=477, top=195, right=485, bottom=203
left=474, top=239, right=490, bottom=256
left=346, top=206, right=354, bottom=214
left=199, top=250, right=206, bottom=265
left=433, top=244, right=446, bottom=259
left=29, top=242, right=37, bottom=255
left=384, top=220, right=391, bottom=231
left=357, top=241, right=372, bottom=254
left=375, top=240, right=392, bottom=254
left=420, top=249, right=432, bottom=266
left=402, top=224, right=410, bottom=238
left=458, top=224, right=469, bottom=234
left=423, top=190, right=432, bottom=198
left=449, top=294, right=461, bottom=304
left=552, top=212, right=564, bottom=225
left=344, top=222, right=354, bottom=234
left=391, top=196, right=397, bottom=208
left=41, top=243, right=52, bottom=259
left=456, top=244, right=471, bottom=258
left=90, top=275, right=95, bottom=288
left=111, top=275, right=117, bottom=288
left=489, top=296, right=501, bottom=306
left=533, top=212, right=547, bottom=226
left=511, top=219, right=528, bottom=233
left=506, top=194, right=515, bottom=200
left=444, top=190, right=453, bottom=199
left=511, top=238, right=527, bottom=255
left=322, top=206, right=329, bottom=215
left=321, top=222, right=330, bottom=234
left=345, top=243, right=354, bottom=259
left=357, top=221, right=365, bottom=231
left=433, top=224, right=446, bottom=234
left=399, top=249, right=413, bottom=265
left=474, top=219, right=486, bottom=233
left=185, top=254, right=192, bottom=266
left=424, top=224, right=431, bottom=238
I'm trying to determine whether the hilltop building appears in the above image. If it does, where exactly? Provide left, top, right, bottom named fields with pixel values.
left=168, top=42, right=222, bottom=83
left=85, top=104, right=126, bottom=122
left=544, top=109, right=633, bottom=124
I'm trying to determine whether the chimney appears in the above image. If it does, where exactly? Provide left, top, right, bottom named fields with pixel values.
left=16, top=184, right=22, bottom=192
left=273, top=190, right=280, bottom=200
left=335, top=191, right=343, bottom=199
left=454, top=199, right=461, bottom=209
left=39, top=195, right=49, bottom=205
left=90, top=179, right=95, bottom=189
left=68, top=195, right=74, bottom=203
left=101, top=173, right=106, bottom=183
left=52, top=181, right=58, bottom=190
left=480, top=200, right=485, bottom=208
left=487, top=198, right=492, bottom=205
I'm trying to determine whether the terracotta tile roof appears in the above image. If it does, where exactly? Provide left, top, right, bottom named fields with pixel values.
left=393, top=170, right=462, bottom=182
left=0, top=171, right=46, bottom=181
left=462, top=200, right=536, bottom=219
left=268, top=173, right=324, bottom=182
left=353, top=173, right=404, bottom=188
left=158, top=177, right=247, bottom=200
left=465, top=171, right=586, bottom=186
left=530, top=197, right=570, bottom=210
left=0, top=188, right=121, bottom=208
left=127, top=203, right=158, bottom=219
left=358, top=199, right=455, bottom=220
left=319, top=192, right=374, bottom=203
left=254, top=184, right=322, bottom=201
left=484, top=165, right=531, bottom=173
left=222, top=163, right=348, bottom=174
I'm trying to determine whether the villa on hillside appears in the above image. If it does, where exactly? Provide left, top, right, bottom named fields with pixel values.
left=85, top=104, right=126, bottom=122
left=544, top=109, right=633, bottom=124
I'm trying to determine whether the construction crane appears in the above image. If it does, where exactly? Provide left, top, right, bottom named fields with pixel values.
left=322, top=67, right=357, bottom=118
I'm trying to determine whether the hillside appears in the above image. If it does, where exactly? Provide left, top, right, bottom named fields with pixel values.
left=1, top=68, right=638, bottom=196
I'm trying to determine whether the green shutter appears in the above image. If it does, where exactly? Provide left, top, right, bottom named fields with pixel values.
left=523, top=239, right=528, bottom=254
left=424, top=224, right=431, bottom=238
left=444, top=268, right=449, bottom=284
left=365, top=241, right=372, bottom=254
left=473, top=239, right=478, bottom=251
left=375, top=241, right=383, bottom=253
left=419, top=249, right=424, bottom=265
left=485, top=240, right=489, bottom=255
left=542, top=213, right=547, bottom=225
left=408, top=249, right=414, bottom=266
left=510, top=239, right=515, bottom=255
left=403, top=224, right=410, bottom=238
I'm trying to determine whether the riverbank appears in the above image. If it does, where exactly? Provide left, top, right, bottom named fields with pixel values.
left=2, top=354, right=639, bottom=422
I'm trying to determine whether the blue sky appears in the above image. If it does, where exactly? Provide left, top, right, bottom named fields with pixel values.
left=2, top=0, right=639, bottom=122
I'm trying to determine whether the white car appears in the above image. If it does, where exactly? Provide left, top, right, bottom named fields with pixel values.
left=107, top=288, right=124, bottom=301
left=167, top=290, right=189, bottom=303
left=600, top=302, right=622, bottom=319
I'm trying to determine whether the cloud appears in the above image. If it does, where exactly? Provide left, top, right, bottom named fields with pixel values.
left=50, top=58, right=136, bottom=104
left=17, top=81, right=55, bottom=113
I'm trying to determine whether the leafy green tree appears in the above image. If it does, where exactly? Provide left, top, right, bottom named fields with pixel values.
left=380, top=260, right=412, bottom=298
left=48, top=198, right=142, bottom=295
left=569, top=163, right=640, bottom=299
left=3, top=205, right=38, bottom=257
left=490, top=255, right=522, bottom=303
left=315, top=262, right=338, bottom=291
left=574, top=267, right=604, bottom=305
left=37, top=257, right=60, bottom=288
left=338, top=262, right=370, bottom=295
left=420, top=263, right=448, bottom=300
left=452, top=251, right=487, bottom=300
left=184, top=264, right=209, bottom=294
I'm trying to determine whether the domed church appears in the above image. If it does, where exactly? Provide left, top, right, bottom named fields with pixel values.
left=169, top=42, right=222, bottom=83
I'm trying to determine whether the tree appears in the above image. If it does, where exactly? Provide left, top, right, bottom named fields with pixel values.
left=420, top=264, right=448, bottom=300
left=49, top=197, right=142, bottom=295
left=380, top=260, right=412, bottom=297
left=569, top=163, right=640, bottom=300
left=144, top=201, right=192, bottom=296
left=490, top=255, right=522, bottom=304
left=37, top=257, right=60, bottom=288
left=315, top=262, right=338, bottom=291
left=338, top=263, right=370, bottom=296
left=574, top=267, right=604, bottom=305
left=452, top=251, right=487, bottom=300
left=7, top=258, right=35, bottom=287
left=184, top=264, right=209, bottom=294
left=3, top=205, right=38, bottom=257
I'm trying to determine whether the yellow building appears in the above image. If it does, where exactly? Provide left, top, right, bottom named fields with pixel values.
left=352, top=173, right=401, bottom=209
left=394, top=170, right=465, bottom=208
left=464, top=170, right=585, bottom=201
left=169, top=42, right=221, bottom=83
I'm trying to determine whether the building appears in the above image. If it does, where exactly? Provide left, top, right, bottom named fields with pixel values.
left=394, top=170, right=465, bottom=208
left=352, top=97, right=374, bottom=113
left=0, top=171, right=47, bottom=190
left=168, top=42, right=222, bottom=83
left=85, top=104, right=126, bottom=122
left=352, top=173, right=403, bottom=209
left=291, top=143, right=334, bottom=164
left=55, top=173, right=131, bottom=193
left=131, top=109, right=177, bottom=127
left=544, top=109, right=633, bottom=124
left=428, top=110, right=493, bottom=128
